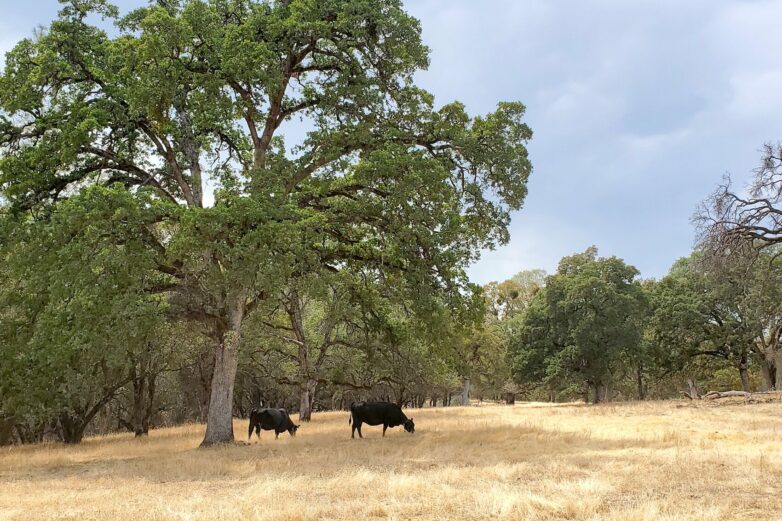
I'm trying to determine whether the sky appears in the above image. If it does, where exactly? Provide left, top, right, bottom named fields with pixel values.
left=2, top=0, right=781, bottom=284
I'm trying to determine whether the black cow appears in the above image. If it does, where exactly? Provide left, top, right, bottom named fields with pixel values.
left=248, top=408, right=299, bottom=440
left=349, top=401, right=415, bottom=438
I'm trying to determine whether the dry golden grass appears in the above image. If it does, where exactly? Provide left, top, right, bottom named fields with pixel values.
left=1, top=400, right=781, bottom=520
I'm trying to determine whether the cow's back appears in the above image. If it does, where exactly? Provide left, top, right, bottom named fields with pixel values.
left=252, top=408, right=285, bottom=430
left=352, top=402, right=405, bottom=426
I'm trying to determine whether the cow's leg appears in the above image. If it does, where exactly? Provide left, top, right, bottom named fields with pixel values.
left=275, top=430, right=280, bottom=440
left=382, top=424, right=387, bottom=437
left=351, top=422, right=356, bottom=439
left=248, top=421, right=254, bottom=441
left=357, top=422, right=363, bottom=439
left=255, top=425, right=261, bottom=439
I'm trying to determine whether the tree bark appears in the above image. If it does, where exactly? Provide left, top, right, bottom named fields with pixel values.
left=590, top=383, right=600, bottom=404
left=15, top=420, right=46, bottom=444
left=739, top=354, right=751, bottom=393
left=591, top=381, right=611, bottom=404
left=636, top=365, right=646, bottom=400
left=58, top=412, right=86, bottom=444
left=461, top=377, right=470, bottom=406
left=299, top=379, right=316, bottom=422
left=129, top=368, right=156, bottom=437
left=686, top=378, right=700, bottom=400
left=775, top=350, right=782, bottom=391
left=200, top=301, right=244, bottom=447
left=760, top=358, right=774, bottom=392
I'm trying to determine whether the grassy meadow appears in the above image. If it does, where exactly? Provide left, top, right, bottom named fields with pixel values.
left=1, top=401, right=780, bottom=520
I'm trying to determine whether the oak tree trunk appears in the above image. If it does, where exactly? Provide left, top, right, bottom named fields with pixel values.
left=739, top=356, right=751, bottom=393
left=760, top=359, right=774, bottom=392
left=461, top=377, right=470, bottom=406
left=129, top=370, right=156, bottom=437
left=58, top=412, right=86, bottom=444
left=299, top=379, right=316, bottom=422
left=590, top=383, right=600, bottom=404
left=200, top=333, right=239, bottom=446
left=636, top=365, right=646, bottom=400
left=201, top=301, right=244, bottom=447
left=591, top=381, right=611, bottom=403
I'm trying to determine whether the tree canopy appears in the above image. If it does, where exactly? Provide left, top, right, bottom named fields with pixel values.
left=0, top=0, right=532, bottom=445
left=510, top=248, right=647, bottom=403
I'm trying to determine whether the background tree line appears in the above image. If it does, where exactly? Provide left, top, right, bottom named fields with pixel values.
left=8, top=226, right=782, bottom=445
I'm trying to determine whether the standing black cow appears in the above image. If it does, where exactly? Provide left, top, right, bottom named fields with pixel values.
left=349, top=401, right=415, bottom=438
left=248, top=408, right=299, bottom=440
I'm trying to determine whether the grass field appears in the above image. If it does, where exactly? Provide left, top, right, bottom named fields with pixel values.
left=1, top=401, right=781, bottom=520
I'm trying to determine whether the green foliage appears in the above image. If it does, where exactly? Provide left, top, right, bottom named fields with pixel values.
left=0, top=188, right=172, bottom=440
left=510, top=247, right=648, bottom=402
left=0, top=0, right=532, bottom=442
left=646, top=251, right=782, bottom=392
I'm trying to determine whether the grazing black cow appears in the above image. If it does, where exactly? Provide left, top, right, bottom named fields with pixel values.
left=248, top=408, right=299, bottom=440
left=349, top=401, right=415, bottom=438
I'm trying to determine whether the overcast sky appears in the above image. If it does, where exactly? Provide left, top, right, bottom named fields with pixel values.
left=2, top=0, right=781, bottom=284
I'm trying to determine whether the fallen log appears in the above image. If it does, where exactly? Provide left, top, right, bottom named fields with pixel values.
left=702, top=391, right=750, bottom=400
left=702, top=390, right=782, bottom=400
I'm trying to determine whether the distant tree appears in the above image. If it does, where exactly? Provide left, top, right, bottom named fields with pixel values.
left=0, top=0, right=532, bottom=445
left=463, top=271, right=546, bottom=404
left=510, top=248, right=647, bottom=403
left=697, top=142, right=782, bottom=254
left=745, top=255, right=782, bottom=390
left=647, top=254, right=759, bottom=392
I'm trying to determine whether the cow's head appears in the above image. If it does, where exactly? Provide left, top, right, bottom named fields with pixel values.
left=404, top=418, right=415, bottom=433
left=289, top=424, right=300, bottom=437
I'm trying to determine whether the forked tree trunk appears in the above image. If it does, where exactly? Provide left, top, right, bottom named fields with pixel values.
left=58, top=412, right=86, bottom=444
left=201, top=302, right=244, bottom=447
left=128, top=370, right=157, bottom=437
left=686, top=378, right=700, bottom=400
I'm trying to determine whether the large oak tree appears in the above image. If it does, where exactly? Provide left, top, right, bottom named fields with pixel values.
left=0, top=0, right=532, bottom=445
